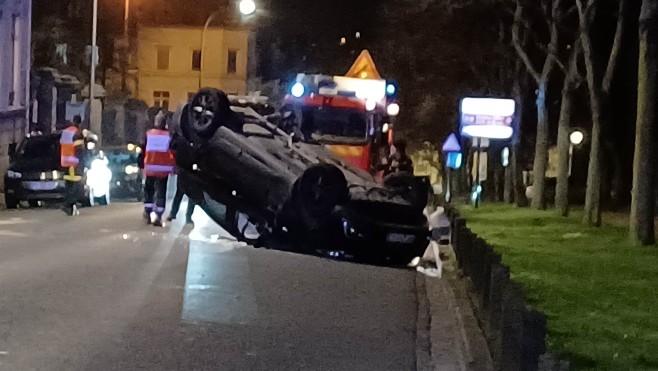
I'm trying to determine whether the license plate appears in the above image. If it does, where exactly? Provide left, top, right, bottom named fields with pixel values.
left=23, top=181, right=60, bottom=191
left=386, top=233, right=416, bottom=244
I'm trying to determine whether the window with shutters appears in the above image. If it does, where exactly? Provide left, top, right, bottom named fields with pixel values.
left=153, top=91, right=170, bottom=110
left=156, top=46, right=170, bottom=70
left=227, top=50, right=237, bottom=74
left=192, top=50, right=202, bottom=71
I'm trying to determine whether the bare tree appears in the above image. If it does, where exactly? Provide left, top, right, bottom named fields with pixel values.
left=511, top=0, right=563, bottom=210
left=630, top=0, right=658, bottom=245
left=555, top=41, right=582, bottom=216
left=577, top=0, right=627, bottom=226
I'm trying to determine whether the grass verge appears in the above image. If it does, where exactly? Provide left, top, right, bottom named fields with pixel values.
left=459, top=204, right=658, bottom=370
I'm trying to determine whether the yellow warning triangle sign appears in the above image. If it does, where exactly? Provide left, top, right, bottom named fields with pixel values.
left=345, top=50, right=382, bottom=80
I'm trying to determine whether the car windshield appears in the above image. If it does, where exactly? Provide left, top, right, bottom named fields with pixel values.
left=17, top=136, right=60, bottom=160
left=106, top=150, right=138, bottom=165
left=301, top=107, right=368, bottom=144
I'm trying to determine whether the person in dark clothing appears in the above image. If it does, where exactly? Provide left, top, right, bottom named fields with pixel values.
left=168, top=175, right=196, bottom=224
left=381, top=140, right=414, bottom=177
left=167, top=106, right=196, bottom=224
left=60, top=115, right=85, bottom=216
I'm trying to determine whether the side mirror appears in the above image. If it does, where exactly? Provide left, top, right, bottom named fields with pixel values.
left=8, top=142, right=17, bottom=158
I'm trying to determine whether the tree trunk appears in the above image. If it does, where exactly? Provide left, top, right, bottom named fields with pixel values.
left=630, top=0, right=658, bottom=246
left=579, top=5, right=604, bottom=226
left=555, top=88, right=575, bottom=216
left=555, top=43, right=581, bottom=216
left=582, top=100, right=603, bottom=226
left=531, top=81, right=549, bottom=210
left=504, top=161, right=514, bottom=204
left=512, top=145, right=529, bottom=207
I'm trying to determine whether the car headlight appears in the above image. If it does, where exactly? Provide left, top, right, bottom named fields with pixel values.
left=52, top=170, right=62, bottom=180
left=7, top=170, right=22, bottom=179
left=125, top=165, right=139, bottom=175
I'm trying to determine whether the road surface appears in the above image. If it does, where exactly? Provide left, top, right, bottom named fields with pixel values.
left=0, top=202, right=423, bottom=370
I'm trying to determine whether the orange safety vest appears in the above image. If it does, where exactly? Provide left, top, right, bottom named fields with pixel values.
left=60, top=126, right=81, bottom=167
left=144, top=129, right=175, bottom=177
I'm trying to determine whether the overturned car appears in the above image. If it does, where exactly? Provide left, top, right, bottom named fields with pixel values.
left=173, top=89, right=431, bottom=265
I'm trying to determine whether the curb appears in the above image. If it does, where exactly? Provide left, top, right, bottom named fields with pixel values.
left=424, top=272, right=494, bottom=371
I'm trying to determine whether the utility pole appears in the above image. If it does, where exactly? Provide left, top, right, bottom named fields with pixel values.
left=90, top=0, right=98, bottom=103
left=123, top=0, right=129, bottom=91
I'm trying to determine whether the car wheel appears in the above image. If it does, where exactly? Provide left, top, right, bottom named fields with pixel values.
left=292, top=164, right=348, bottom=231
left=188, top=88, right=230, bottom=140
left=28, top=200, right=40, bottom=208
left=5, top=193, right=19, bottom=209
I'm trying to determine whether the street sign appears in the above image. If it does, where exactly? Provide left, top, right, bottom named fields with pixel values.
left=442, top=133, right=461, bottom=153
left=459, top=97, right=515, bottom=140
left=446, top=152, right=462, bottom=170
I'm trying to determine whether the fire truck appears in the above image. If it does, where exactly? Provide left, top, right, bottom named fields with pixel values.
left=282, top=50, right=400, bottom=175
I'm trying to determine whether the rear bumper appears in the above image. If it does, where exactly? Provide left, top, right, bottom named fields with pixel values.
left=4, top=179, right=67, bottom=201
left=340, top=214, right=430, bottom=260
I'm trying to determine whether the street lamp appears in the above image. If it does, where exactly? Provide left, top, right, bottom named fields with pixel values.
left=570, top=130, right=584, bottom=146
left=200, top=1, right=258, bottom=88
left=568, top=129, right=585, bottom=175
left=239, top=0, right=257, bottom=15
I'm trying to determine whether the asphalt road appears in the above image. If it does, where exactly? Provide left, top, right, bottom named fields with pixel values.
left=0, top=202, right=422, bottom=370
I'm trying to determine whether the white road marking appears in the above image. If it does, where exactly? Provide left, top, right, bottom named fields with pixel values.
left=0, top=230, right=27, bottom=237
left=0, top=217, right=32, bottom=226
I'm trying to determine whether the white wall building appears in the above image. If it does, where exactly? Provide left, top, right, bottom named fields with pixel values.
left=0, top=0, right=32, bottom=193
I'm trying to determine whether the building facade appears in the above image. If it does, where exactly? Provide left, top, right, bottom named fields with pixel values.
left=133, top=26, right=249, bottom=110
left=0, top=0, right=31, bottom=192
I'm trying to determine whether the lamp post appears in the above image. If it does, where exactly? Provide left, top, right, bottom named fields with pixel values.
left=199, top=0, right=257, bottom=89
left=568, top=129, right=584, bottom=174
left=90, top=0, right=98, bottom=103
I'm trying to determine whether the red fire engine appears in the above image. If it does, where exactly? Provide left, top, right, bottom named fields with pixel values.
left=283, top=50, right=400, bottom=174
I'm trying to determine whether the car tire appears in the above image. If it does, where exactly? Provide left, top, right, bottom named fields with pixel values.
left=5, top=193, right=19, bottom=209
left=292, top=164, right=348, bottom=231
left=96, top=196, right=108, bottom=206
left=188, top=88, right=231, bottom=140
left=28, top=200, right=40, bottom=208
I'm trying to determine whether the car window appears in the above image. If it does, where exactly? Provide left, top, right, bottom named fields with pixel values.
left=18, top=137, right=60, bottom=160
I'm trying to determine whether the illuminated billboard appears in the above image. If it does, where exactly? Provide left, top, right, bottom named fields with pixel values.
left=459, top=97, right=515, bottom=140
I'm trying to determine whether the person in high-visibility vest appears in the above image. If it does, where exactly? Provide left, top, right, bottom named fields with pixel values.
left=140, top=110, right=175, bottom=227
left=60, top=115, right=85, bottom=216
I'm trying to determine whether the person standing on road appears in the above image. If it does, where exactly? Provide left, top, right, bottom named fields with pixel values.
left=385, top=140, right=414, bottom=176
left=140, top=110, right=175, bottom=227
left=167, top=107, right=196, bottom=224
left=60, top=115, right=85, bottom=216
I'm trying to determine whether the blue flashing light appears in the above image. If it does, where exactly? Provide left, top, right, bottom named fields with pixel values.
left=291, top=82, right=305, bottom=98
left=386, top=83, right=396, bottom=96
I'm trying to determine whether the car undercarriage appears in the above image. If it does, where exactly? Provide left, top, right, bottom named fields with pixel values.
left=172, top=88, right=431, bottom=265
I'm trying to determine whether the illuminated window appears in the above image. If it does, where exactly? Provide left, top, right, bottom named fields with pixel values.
left=192, top=50, right=201, bottom=71
left=227, top=50, right=238, bottom=74
left=156, top=46, right=170, bottom=70
left=153, top=91, right=170, bottom=110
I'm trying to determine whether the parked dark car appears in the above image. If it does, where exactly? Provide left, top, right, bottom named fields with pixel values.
left=172, top=89, right=431, bottom=265
left=4, top=133, right=67, bottom=208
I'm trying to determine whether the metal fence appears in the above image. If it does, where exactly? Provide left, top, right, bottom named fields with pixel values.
left=444, top=206, right=555, bottom=371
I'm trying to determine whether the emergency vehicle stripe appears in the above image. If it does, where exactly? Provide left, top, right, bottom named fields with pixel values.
left=61, top=156, right=80, bottom=165
left=144, top=164, right=175, bottom=173
left=146, top=132, right=171, bottom=152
